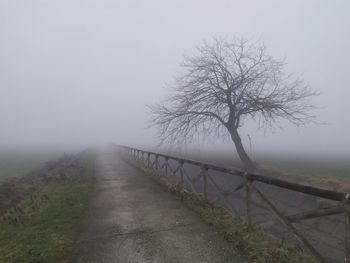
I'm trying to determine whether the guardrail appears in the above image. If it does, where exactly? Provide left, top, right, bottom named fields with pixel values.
left=118, top=145, right=350, bottom=263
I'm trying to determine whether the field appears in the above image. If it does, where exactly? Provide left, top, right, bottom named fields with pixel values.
left=0, top=151, right=59, bottom=183
left=258, top=156, right=350, bottom=179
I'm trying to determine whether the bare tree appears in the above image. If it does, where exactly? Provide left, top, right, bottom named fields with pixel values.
left=150, top=37, right=318, bottom=171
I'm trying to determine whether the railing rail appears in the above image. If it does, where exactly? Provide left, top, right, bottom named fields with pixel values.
left=118, top=145, right=350, bottom=263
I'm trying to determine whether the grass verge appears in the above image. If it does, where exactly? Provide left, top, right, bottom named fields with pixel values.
left=127, top=160, right=317, bottom=263
left=0, top=155, right=95, bottom=263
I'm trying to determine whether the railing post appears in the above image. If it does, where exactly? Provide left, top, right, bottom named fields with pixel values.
left=180, top=161, right=184, bottom=185
left=251, top=183, right=325, bottom=262
left=344, top=201, right=350, bottom=262
left=165, top=157, right=168, bottom=176
left=155, top=155, right=159, bottom=170
left=202, top=166, right=208, bottom=200
left=244, top=173, right=252, bottom=227
left=147, top=153, right=150, bottom=167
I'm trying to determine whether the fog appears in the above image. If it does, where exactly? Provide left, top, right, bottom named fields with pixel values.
left=1, top=0, right=349, bottom=157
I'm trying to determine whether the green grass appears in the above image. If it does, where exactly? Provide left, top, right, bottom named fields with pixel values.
left=129, top=161, right=317, bottom=263
left=0, top=158, right=94, bottom=263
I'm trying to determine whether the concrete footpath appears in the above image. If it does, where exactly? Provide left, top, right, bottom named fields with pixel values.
left=75, top=149, right=245, bottom=263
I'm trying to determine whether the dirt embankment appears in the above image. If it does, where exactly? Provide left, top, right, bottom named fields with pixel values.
left=0, top=155, right=82, bottom=216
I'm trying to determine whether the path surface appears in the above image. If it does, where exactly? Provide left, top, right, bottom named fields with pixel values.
left=75, top=149, right=244, bottom=263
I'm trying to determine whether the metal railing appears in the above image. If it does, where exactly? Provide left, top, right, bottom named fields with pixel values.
left=119, top=145, right=350, bottom=263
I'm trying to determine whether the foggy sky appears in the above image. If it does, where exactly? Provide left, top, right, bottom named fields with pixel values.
left=0, top=0, right=349, bottom=157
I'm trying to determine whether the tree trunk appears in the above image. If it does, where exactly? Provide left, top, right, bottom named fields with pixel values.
left=229, top=128, right=256, bottom=171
